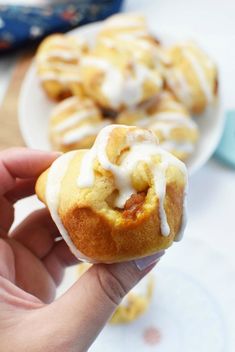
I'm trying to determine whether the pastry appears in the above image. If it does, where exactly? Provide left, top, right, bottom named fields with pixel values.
left=96, top=34, right=167, bottom=73
left=164, top=41, right=218, bottom=114
left=36, top=34, right=88, bottom=100
left=49, top=96, right=110, bottom=152
left=77, top=263, right=154, bottom=324
left=98, top=13, right=149, bottom=40
left=97, top=13, right=167, bottom=70
left=36, top=124, right=188, bottom=263
left=117, top=91, right=199, bottom=161
left=80, top=44, right=163, bottom=111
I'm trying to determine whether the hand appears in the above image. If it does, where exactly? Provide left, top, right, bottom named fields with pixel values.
left=0, top=148, right=161, bottom=352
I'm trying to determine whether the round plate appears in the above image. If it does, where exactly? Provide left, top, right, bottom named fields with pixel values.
left=18, top=22, right=225, bottom=176
left=58, top=238, right=235, bottom=352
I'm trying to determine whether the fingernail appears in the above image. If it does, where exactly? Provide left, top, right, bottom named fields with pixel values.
left=135, top=251, right=165, bottom=271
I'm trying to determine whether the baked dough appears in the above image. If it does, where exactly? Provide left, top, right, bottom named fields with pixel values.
left=117, top=91, right=199, bottom=161
left=49, top=96, right=110, bottom=151
left=164, top=41, right=218, bottom=114
left=80, top=41, right=163, bottom=110
left=36, top=125, right=188, bottom=263
left=36, top=34, right=88, bottom=100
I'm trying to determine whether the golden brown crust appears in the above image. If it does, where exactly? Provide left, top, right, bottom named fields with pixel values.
left=35, top=126, right=186, bottom=263
left=60, top=181, right=183, bottom=262
left=36, top=164, right=184, bottom=262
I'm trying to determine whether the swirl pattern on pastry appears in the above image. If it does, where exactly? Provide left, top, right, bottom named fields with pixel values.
left=80, top=47, right=163, bottom=110
left=35, top=125, right=188, bottom=262
left=117, top=91, right=199, bottom=161
left=49, top=96, right=111, bottom=151
left=36, top=34, right=88, bottom=100
left=164, top=41, right=218, bottom=114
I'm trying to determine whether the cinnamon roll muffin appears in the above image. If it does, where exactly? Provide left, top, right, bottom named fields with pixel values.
left=49, top=96, right=110, bottom=152
left=36, top=125, right=188, bottom=263
left=80, top=43, right=163, bottom=111
left=98, top=13, right=149, bottom=40
left=164, top=41, right=218, bottom=114
left=36, top=34, right=88, bottom=100
left=117, top=91, right=199, bottom=161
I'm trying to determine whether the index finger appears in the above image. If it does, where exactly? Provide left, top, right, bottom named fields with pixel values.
left=0, top=148, right=60, bottom=195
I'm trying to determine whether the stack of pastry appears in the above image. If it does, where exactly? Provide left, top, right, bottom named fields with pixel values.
left=35, top=14, right=218, bottom=325
left=35, top=13, right=219, bottom=162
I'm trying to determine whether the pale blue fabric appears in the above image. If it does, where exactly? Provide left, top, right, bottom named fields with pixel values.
left=214, top=111, right=235, bottom=168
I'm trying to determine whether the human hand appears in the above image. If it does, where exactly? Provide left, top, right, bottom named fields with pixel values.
left=0, top=148, right=161, bottom=352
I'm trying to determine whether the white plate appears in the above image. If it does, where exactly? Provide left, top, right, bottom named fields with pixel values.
left=58, top=237, right=235, bottom=352
left=18, top=22, right=225, bottom=176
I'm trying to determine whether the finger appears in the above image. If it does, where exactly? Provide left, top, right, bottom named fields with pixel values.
left=0, top=148, right=60, bottom=195
left=42, top=254, right=161, bottom=351
left=7, top=238, right=56, bottom=303
left=11, top=208, right=59, bottom=258
left=0, top=196, right=14, bottom=236
left=5, top=178, right=36, bottom=203
left=0, top=239, right=15, bottom=281
left=0, top=240, right=42, bottom=306
left=43, top=240, right=79, bottom=286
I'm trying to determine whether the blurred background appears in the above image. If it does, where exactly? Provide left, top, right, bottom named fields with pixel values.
left=0, top=1, right=234, bottom=351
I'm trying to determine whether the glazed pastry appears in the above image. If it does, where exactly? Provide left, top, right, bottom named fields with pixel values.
left=77, top=263, right=154, bottom=324
left=117, top=91, right=199, bottom=161
left=49, top=96, right=110, bottom=152
left=98, top=13, right=149, bottom=40
left=96, top=35, right=167, bottom=73
left=80, top=44, right=163, bottom=110
left=97, top=13, right=167, bottom=70
left=164, top=41, right=218, bottom=114
left=36, top=125, right=188, bottom=263
left=36, top=34, right=88, bottom=100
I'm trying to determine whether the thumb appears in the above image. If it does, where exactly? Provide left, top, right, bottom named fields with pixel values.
left=44, top=253, right=163, bottom=351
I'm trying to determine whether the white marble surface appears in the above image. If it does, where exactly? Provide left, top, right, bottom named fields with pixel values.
left=0, top=0, right=234, bottom=282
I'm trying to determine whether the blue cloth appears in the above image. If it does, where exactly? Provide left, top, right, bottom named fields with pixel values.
left=0, top=0, right=123, bottom=53
left=214, top=111, right=235, bottom=168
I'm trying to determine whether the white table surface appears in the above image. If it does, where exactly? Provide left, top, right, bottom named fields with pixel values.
left=0, top=0, right=234, bottom=282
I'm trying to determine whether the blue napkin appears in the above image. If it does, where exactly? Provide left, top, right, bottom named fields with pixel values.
left=214, top=111, right=235, bottom=168
left=0, top=0, right=123, bottom=53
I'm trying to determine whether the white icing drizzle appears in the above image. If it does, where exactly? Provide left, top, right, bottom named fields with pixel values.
left=52, top=97, right=79, bottom=115
left=151, top=121, right=179, bottom=138
left=77, top=125, right=187, bottom=238
left=160, top=140, right=194, bottom=153
left=82, top=57, right=162, bottom=108
left=150, top=113, right=197, bottom=135
left=40, top=61, right=80, bottom=71
left=136, top=115, right=196, bottom=156
left=53, top=109, right=98, bottom=132
left=159, top=100, right=184, bottom=111
left=38, top=50, right=80, bottom=63
left=140, top=112, right=195, bottom=126
left=40, top=71, right=81, bottom=83
left=153, top=161, right=170, bottom=235
left=167, top=68, right=192, bottom=104
left=45, top=151, right=90, bottom=261
left=62, top=120, right=110, bottom=145
left=182, top=49, right=213, bottom=103
left=46, top=35, right=85, bottom=47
